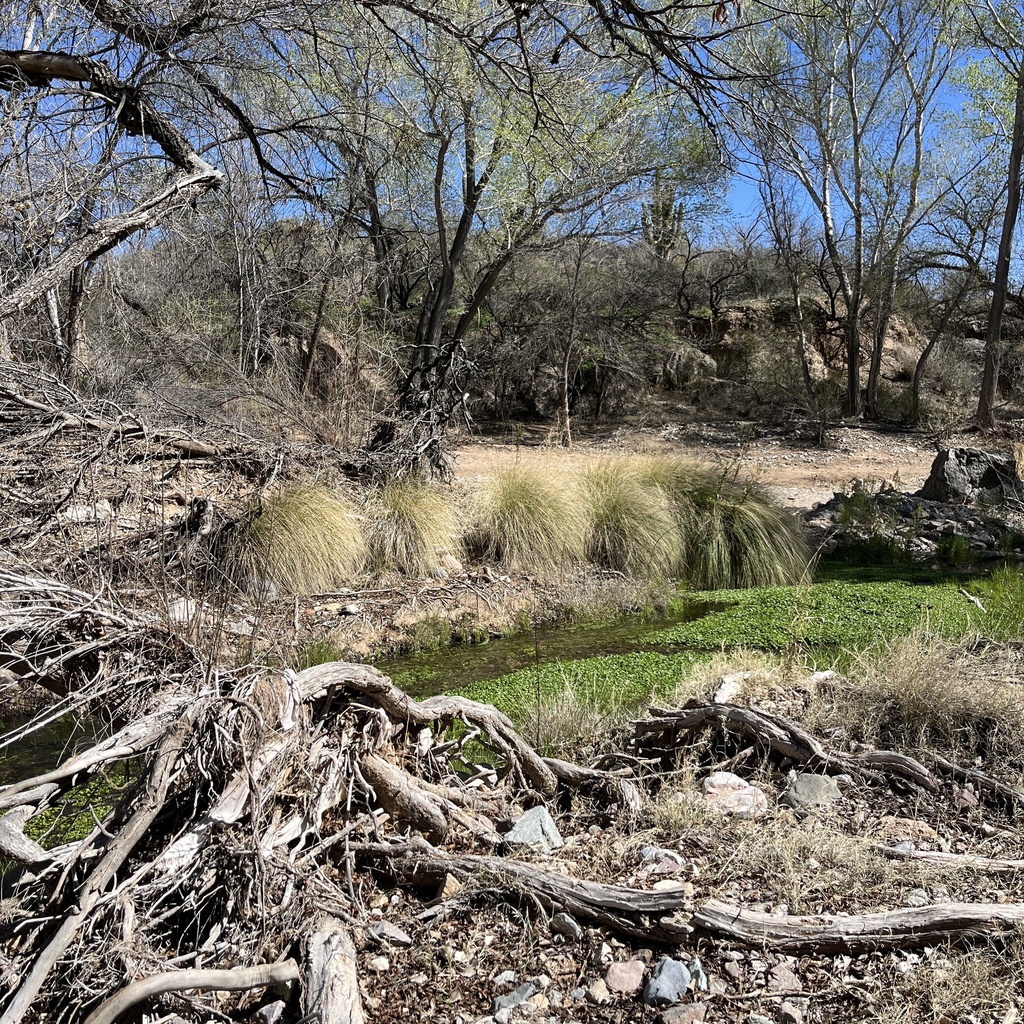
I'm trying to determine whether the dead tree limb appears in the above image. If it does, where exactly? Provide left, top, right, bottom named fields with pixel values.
left=304, top=916, right=366, bottom=1024
left=371, top=841, right=1024, bottom=954
left=1, top=720, right=192, bottom=1024
left=81, top=960, right=300, bottom=1024
left=0, top=49, right=222, bottom=322
left=879, top=846, right=1024, bottom=875
left=295, top=662, right=559, bottom=795
left=635, top=701, right=972, bottom=796
left=690, top=899, right=1024, bottom=953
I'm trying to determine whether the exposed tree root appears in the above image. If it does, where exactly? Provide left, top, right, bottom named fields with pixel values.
left=2, top=578, right=1023, bottom=1021
left=634, top=699, right=1020, bottom=808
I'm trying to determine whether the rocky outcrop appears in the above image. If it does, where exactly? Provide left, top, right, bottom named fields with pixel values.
left=803, top=488, right=1024, bottom=561
left=918, top=448, right=1022, bottom=505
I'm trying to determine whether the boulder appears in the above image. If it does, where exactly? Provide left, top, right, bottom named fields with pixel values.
left=918, top=448, right=1022, bottom=505
left=502, top=806, right=563, bottom=853
left=701, top=772, right=769, bottom=819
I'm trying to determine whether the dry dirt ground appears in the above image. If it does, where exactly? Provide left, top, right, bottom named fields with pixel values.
left=454, top=422, right=967, bottom=511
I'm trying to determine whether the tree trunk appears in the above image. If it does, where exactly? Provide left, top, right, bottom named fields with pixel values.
left=976, top=58, right=1024, bottom=430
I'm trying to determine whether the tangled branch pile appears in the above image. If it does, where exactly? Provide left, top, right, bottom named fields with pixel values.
left=3, top=564, right=1024, bottom=1023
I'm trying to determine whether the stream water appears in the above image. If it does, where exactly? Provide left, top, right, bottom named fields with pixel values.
left=1, top=599, right=726, bottom=782
left=379, top=599, right=728, bottom=696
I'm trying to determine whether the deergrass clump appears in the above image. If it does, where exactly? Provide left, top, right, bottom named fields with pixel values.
left=469, top=463, right=586, bottom=570
left=700, top=489, right=811, bottom=589
left=636, top=455, right=811, bottom=588
left=239, top=485, right=367, bottom=594
left=365, top=480, right=460, bottom=576
left=580, top=460, right=681, bottom=578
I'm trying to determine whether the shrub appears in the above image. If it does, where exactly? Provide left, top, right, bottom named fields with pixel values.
left=236, top=485, right=367, bottom=594
left=579, top=460, right=682, bottom=578
left=830, top=630, right=1024, bottom=769
left=365, top=480, right=460, bottom=576
left=469, top=463, right=586, bottom=570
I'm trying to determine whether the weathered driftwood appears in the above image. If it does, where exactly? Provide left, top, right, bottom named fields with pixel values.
left=373, top=841, right=1024, bottom=954
left=635, top=701, right=1024, bottom=804
left=879, top=845, right=1024, bottom=875
left=690, top=899, right=1024, bottom=953
left=82, top=960, right=301, bottom=1024
left=4, top=578, right=1022, bottom=1024
left=370, top=841, right=697, bottom=944
left=304, top=916, right=366, bottom=1024
left=1, top=722, right=191, bottom=1024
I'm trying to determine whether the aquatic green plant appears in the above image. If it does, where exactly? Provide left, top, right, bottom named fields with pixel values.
left=647, top=579, right=974, bottom=650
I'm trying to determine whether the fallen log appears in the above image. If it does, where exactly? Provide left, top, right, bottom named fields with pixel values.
left=370, top=841, right=1024, bottom=954
left=690, top=899, right=1024, bottom=953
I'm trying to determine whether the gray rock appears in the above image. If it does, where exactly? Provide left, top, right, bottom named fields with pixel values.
left=252, top=1004, right=286, bottom=1024
left=585, top=978, right=611, bottom=1005
left=643, top=956, right=692, bottom=1007
left=493, top=970, right=518, bottom=988
left=502, top=806, right=563, bottom=853
left=918, top=448, right=1022, bottom=505
left=782, top=773, right=842, bottom=810
left=493, top=982, right=536, bottom=1014
left=778, top=1000, right=805, bottom=1024
left=688, top=956, right=709, bottom=992
left=640, top=846, right=683, bottom=864
left=551, top=912, right=583, bottom=942
left=367, top=921, right=413, bottom=948
left=906, top=888, right=930, bottom=907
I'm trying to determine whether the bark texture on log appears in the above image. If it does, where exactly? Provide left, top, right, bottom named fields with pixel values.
left=304, top=916, right=365, bottom=1024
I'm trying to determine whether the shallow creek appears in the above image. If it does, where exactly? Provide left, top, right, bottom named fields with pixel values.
left=1, top=599, right=726, bottom=781
left=379, top=599, right=727, bottom=696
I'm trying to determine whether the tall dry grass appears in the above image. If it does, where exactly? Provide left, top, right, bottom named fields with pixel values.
left=635, top=455, right=811, bottom=588
left=236, top=485, right=368, bottom=594
left=579, top=460, right=682, bottom=578
left=816, top=631, right=1024, bottom=771
left=365, top=480, right=461, bottom=576
left=468, top=463, right=587, bottom=570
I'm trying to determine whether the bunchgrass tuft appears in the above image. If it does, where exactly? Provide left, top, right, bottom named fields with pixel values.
left=469, top=463, right=586, bottom=570
left=365, top=480, right=460, bottom=576
left=239, top=485, right=367, bottom=594
left=579, top=460, right=682, bottom=578
left=636, top=456, right=811, bottom=588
